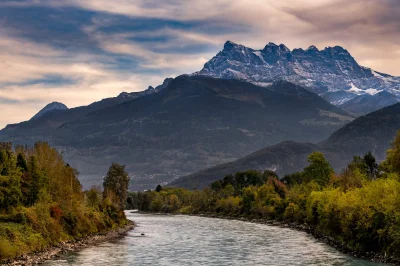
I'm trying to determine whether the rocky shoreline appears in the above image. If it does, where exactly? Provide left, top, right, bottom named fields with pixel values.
left=190, top=213, right=400, bottom=265
left=1, top=221, right=135, bottom=266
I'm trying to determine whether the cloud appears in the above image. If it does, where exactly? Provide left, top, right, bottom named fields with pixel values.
left=0, top=30, right=169, bottom=128
left=0, top=0, right=398, bottom=129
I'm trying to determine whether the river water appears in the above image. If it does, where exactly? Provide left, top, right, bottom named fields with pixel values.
left=45, top=212, right=385, bottom=266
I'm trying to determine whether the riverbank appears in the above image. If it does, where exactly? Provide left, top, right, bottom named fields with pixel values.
left=1, top=221, right=135, bottom=266
left=190, top=213, right=400, bottom=265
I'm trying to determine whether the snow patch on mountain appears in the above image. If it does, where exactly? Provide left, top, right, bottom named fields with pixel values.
left=333, top=97, right=354, bottom=105
left=348, top=83, right=363, bottom=94
left=365, top=88, right=382, bottom=95
left=253, top=51, right=266, bottom=64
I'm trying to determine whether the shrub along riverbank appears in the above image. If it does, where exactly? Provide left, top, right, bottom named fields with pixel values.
left=128, top=131, right=400, bottom=263
left=0, top=142, right=130, bottom=261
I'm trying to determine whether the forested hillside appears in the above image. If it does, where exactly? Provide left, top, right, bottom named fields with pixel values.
left=0, top=142, right=129, bottom=261
left=171, top=103, right=400, bottom=189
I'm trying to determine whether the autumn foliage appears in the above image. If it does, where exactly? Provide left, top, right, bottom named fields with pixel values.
left=0, top=142, right=128, bottom=260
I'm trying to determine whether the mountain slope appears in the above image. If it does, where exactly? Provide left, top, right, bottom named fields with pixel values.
left=169, top=141, right=318, bottom=189
left=0, top=76, right=353, bottom=190
left=59, top=76, right=353, bottom=190
left=339, top=91, right=399, bottom=115
left=171, top=103, right=400, bottom=189
left=322, top=103, right=400, bottom=156
left=195, top=41, right=400, bottom=107
left=31, top=102, right=68, bottom=120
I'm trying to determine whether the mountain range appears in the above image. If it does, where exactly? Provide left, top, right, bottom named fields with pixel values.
left=1, top=41, right=399, bottom=190
left=196, top=41, right=400, bottom=114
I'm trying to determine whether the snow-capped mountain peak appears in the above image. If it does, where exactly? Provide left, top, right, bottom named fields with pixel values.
left=195, top=41, right=400, bottom=106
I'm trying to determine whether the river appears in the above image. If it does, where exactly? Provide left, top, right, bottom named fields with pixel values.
left=45, top=211, right=385, bottom=265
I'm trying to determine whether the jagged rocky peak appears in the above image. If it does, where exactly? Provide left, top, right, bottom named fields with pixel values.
left=223, top=40, right=241, bottom=51
left=264, top=42, right=277, bottom=48
left=278, top=44, right=290, bottom=53
left=306, top=45, right=319, bottom=52
left=292, top=48, right=305, bottom=55
left=323, top=45, right=350, bottom=56
left=31, top=102, right=68, bottom=120
left=117, top=77, right=173, bottom=99
left=263, top=42, right=278, bottom=52
left=152, top=77, right=173, bottom=91
left=118, top=92, right=133, bottom=98
left=160, top=77, right=173, bottom=87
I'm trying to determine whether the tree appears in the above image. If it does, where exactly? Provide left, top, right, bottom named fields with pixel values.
left=103, top=163, right=130, bottom=210
left=0, top=142, right=12, bottom=152
left=363, top=152, right=378, bottom=179
left=86, top=186, right=102, bottom=209
left=242, top=186, right=256, bottom=212
left=28, top=156, right=47, bottom=206
left=0, top=149, right=22, bottom=210
left=282, top=172, right=304, bottom=187
left=16, top=153, right=28, bottom=171
left=348, top=156, right=367, bottom=172
left=210, top=180, right=222, bottom=192
left=347, top=152, right=378, bottom=180
left=381, top=131, right=400, bottom=174
left=262, top=170, right=278, bottom=183
left=168, top=194, right=180, bottom=211
left=156, top=184, right=163, bottom=192
left=303, top=152, right=333, bottom=186
left=220, top=184, right=234, bottom=198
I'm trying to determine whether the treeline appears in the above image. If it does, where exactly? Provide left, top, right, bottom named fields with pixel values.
left=0, top=142, right=129, bottom=260
left=128, top=131, right=400, bottom=258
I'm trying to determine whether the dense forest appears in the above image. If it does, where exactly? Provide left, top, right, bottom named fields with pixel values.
left=128, top=131, right=400, bottom=259
left=0, top=142, right=129, bottom=261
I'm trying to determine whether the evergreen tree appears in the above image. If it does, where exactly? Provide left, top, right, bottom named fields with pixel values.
left=16, top=153, right=28, bottom=171
left=303, top=152, right=333, bottom=186
left=28, top=156, right=47, bottom=205
left=0, top=149, right=22, bottom=210
left=363, top=151, right=378, bottom=179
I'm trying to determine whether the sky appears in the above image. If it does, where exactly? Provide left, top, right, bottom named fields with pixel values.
left=0, top=0, right=399, bottom=128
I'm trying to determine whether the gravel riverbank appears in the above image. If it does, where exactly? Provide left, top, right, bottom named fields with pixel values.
left=1, top=221, right=135, bottom=266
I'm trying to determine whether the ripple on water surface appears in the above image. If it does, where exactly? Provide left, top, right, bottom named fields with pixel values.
left=45, top=212, right=387, bottom=266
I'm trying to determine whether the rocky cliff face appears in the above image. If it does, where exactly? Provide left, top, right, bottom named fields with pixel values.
left=196, top=41, right=400, bottom=106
